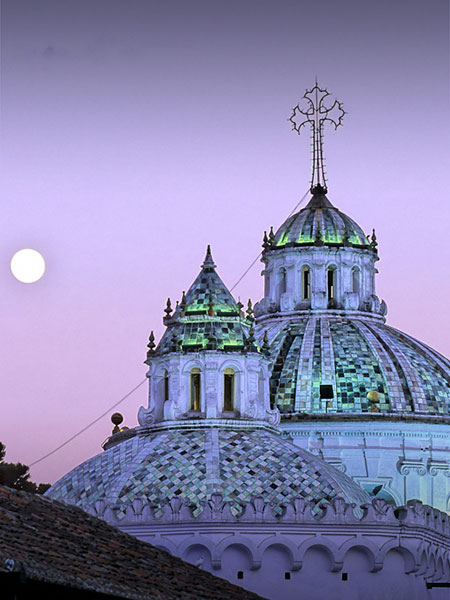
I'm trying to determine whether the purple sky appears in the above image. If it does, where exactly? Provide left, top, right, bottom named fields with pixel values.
left=1, top=0, right=449, bottom=484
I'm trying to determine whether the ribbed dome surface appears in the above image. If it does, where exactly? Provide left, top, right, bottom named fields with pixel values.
left=47, top=426, right=370, bottom=516
left=265, top=316, right=450, bottom=415
left=274, top=191, right=369, bottom=249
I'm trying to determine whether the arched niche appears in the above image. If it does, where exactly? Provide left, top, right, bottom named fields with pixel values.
left=261, top=543, right=294, bottom=571
left=221, top=543, right=254, bottom=583
left=183, top=544, right=213, bottom=571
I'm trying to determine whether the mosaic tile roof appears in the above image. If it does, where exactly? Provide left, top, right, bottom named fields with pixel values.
left=155, top=247, right=256, bottom=355
left=47, top=426, right=370, bottom=516
left=263, top=316, right=450, bottom=415
left=272, top=189, right=371, bottom=249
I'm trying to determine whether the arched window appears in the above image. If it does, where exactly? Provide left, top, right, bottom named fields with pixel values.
left=302, top=266, right=311, bottom=301
left=264, top=271, right=271, bottom=296
left=280, top=268, right=287, bottom=295
left=327, top=268, right=336, bottom=302
left=190, top=368, right=201, bottom=411
left=352, top=267, right=360, bottom=294
left=163, top=371, right=169, bottom=402
left=223, top=368, right=235, bottom=412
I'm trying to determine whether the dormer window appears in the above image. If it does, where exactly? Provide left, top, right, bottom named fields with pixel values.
left=190, top=368, right=201, bottom=411
left=302, top=266, right=311, bottom=301
left=223, top=368, right=235, bottom=412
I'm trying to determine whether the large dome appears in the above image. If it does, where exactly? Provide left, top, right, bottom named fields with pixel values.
left=273, top=188, right=370, bottom=249
left=47, top=423, right=370, bottom=516
left=265, top=316, right=450, bottom=415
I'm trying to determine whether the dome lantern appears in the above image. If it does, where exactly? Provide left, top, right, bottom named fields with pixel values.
left=139, top=246, right=279, bottom=428
left=255, top=83, right=385, bottom=320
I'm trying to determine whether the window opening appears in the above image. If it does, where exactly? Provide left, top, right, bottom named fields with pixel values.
left=280, top=268, right=287, bottom=294
left=302, top=267, right=311, bottom=300
left=164, top=371, right=169, bottom=402
left=223, top=368, right=235, bottom=412
left=352, top=268, right=360, bottom=294
left=190, top=368, right=201, bottom=411
left=327, top=268, right=335, bottom=301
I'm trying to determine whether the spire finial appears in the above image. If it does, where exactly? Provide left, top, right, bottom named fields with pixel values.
left=289, top=82, right=345, bottom=193
left=201, top=244, right=216, bottom=271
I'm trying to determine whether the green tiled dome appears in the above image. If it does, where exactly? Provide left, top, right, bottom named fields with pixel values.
left=155, top=246, right=256, bottom=355
left=47, top=425, right=370, bottom=516
left=274, top=189, right=369, bottom=249
left=266, top=316, right=450, bottom=415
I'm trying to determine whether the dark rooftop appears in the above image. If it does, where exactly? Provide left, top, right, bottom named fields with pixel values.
left=0, top=485, right=265, bottom=600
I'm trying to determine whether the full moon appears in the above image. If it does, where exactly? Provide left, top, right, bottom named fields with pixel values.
left=10, top=248, right=46, bottom=283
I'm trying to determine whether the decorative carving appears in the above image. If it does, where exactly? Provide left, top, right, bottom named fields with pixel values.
left=138, top=405, right=156, bottom=427
left=266, top=407, right=281, bottom=426
left=397, top=459, right=427, bottom=477
left=427, top=460, right=450, bottom=477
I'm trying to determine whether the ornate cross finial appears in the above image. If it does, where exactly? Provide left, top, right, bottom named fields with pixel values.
left=289, top=81, right=345, bottom=193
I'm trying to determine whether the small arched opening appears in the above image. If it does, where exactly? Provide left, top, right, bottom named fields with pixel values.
left=223, top=368, right=235, bottom=412
left=327, top=267, right=336, bottom=306
left=163, top=370, right=169, bottom=402
left=352, top=267, right=360, bottom=294
left=302, top=266, right=311, bottom=301
left=190, top=368, right=201, bottom=411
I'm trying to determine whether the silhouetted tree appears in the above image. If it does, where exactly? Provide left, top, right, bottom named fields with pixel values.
left=0, top=442, right=50, bottom=494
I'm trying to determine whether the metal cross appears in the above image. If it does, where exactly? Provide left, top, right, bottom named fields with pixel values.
left=289, top=82, right=345, bottom=193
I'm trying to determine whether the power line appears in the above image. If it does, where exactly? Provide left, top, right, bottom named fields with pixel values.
left=29, top=378, right=147, bottom=467
left=30, top=188, right=311, bottom=468
left=230, top=188, right=310, bottom=291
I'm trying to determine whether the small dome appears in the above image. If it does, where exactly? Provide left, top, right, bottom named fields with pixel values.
left=266, top=316, right=450, bottom=415
left=274, top=187, right=370, bottom=249
left=47, top=425, right=370, bottom=516
left=156, top=246, right=256, bottom=355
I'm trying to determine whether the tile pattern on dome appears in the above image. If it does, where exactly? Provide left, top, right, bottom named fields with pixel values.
left=46, top=435, right=143, bottom=510
left=295, top=317, right=316, bottom=411
left=48, top=425, right=370, bottom=516
left=116, top=430, right=208, bottom=517
left=275, top=205, right=368, bottom=248
left=362, top=322, right=413, bottom=411
left=182, top=270, right=238, bottom=316
left=330, top=320, right=389, bottom=412
left=157, top=319, right=248, bottom=353
left=383, top=328, right=450, bottom=414
left=218, top=430, right=357, bottom=515
left=311, top=320, right=323, bottom=411
left=270, top=323, right=306, bottom=411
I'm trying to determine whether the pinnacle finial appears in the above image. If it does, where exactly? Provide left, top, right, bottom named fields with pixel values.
left=164, top=298, right=172, bottom=318
left=262, top=330, right=271, bottom=356
left=202, top=244, right=216, bottom=271
left=370, top=229, right=378, bottom=249
left=289, top=82, right=345, bottom=193
left=147, top=331, right=156, bottom=356
left=246, top=299, right=254, bottom=321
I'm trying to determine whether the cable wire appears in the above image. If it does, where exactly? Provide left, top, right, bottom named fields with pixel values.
left=230, top=188, right=310, bottom=292
left=29, top=378, right=147, bottom=467
left=31, top=188, right=311, bottom=468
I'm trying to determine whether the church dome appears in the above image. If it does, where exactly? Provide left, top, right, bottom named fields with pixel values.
left=273, top=186, right=371, bottom=250
left=155, top=246, right=255, bottom=355
left=265, top=316, right=450, bottom=416
left=47, top=422, right=370, bottom=516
